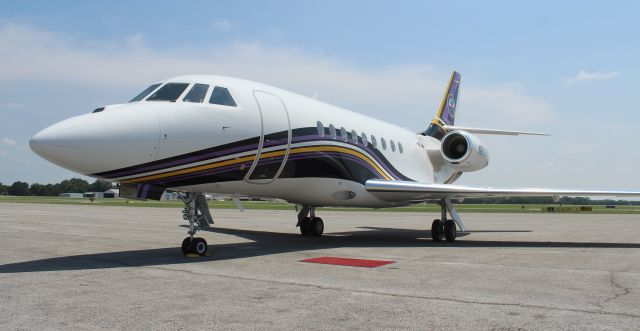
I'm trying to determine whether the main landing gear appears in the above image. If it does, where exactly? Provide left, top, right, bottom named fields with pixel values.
left=431, top=198, right=465, bottom=242
left=179, top=192, right=214, bottom=256
left=296, top=205, right=324, bottom=237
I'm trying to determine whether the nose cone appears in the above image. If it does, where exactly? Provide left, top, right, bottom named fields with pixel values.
left=30, top=106, right=160, bottom=176
left=30, top=117, right=82, bottom=170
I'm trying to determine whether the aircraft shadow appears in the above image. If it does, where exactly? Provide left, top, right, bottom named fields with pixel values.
left=1, top=226, right=639, bottom=274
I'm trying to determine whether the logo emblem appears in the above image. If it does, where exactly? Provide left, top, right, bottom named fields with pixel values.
left=447, top=94, right=456, bottom=109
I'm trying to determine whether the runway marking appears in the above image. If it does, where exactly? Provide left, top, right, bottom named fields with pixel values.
left=301, top=256, right=394, bottom=268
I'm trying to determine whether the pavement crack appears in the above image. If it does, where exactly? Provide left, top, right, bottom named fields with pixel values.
left=603, top=271, right=631, bottom=304
left=142, top=264, right=640, bottom=320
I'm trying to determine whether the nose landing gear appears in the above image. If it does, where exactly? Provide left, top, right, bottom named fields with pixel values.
left=179, top=192, right=212, bottom=256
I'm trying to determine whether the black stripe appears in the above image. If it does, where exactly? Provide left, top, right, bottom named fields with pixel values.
left=156, top=154, right=380, bottom=188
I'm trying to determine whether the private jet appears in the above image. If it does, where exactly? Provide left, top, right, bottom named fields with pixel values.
left=30, top=71, right=640, bottom=256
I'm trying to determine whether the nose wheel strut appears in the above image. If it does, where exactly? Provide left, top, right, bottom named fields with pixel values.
left=179, top=192, right=210, bottom=256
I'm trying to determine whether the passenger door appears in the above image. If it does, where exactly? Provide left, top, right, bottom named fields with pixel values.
left=244, top=91, right=291, bottom=184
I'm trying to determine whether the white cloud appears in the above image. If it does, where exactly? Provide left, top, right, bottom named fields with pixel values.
left=212, top=19, right=232, bottom=31
left=0, top=22, right=553, bottom=130
left=565, top=70, right=619, bottom=84
left=1, top=137, right=16, bottom=146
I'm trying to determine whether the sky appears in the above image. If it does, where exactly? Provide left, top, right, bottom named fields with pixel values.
left=0, top=0, right=639, bottom=190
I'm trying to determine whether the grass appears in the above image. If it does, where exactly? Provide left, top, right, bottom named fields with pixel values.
left=1, top=196, right=640, bottom=214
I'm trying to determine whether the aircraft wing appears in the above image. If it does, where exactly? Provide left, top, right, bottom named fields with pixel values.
left=365, top=180, right=640, bottom=201
left=441, top=125, right=549, bottom=136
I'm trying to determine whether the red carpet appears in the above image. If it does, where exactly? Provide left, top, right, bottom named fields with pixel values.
left=301, top=256, right=394, bottom=268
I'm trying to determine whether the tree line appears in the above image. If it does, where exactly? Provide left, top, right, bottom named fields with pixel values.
left=1, top=179, right=638, bottom=205
left=0, top=179, right=113, bottom=196
left=461, top=196, right=640, bottom=206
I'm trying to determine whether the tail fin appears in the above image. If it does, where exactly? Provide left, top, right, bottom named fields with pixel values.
left=422, top=71, right=461, bottom=139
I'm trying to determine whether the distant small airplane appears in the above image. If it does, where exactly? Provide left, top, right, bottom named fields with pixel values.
left=30, top=71, right=640, bottom=256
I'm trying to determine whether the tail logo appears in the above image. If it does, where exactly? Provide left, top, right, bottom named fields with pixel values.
left=447, top=94, right=456, bottom=109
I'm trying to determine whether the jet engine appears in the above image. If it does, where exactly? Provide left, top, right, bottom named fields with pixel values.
left=440, top=130, right=490, bottom=172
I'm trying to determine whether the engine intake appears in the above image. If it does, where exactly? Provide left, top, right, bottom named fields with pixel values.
left=441, top=131, right=489, bottom=172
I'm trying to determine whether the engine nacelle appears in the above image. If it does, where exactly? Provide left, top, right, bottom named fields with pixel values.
left=440, top=130, right=490, bottom=172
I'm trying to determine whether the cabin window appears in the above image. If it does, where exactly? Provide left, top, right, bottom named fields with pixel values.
left=371, top=135, right=377, bottom=147
left=381, top=137, right=387, bottom=150
left=209, top=86, right=237, bottom=107
left=390, top=140, right=396, bottom=152
left=317, top=121, right=325, bottom=137
left=351, top=130, right=358, bottom=144
left=340, top=127, right=348, bottom=142
left=398, top=142, right=404, bottom=153
left=361, top=133, right=368, bottom=146
left=129, top=83, right=161, bottom=102
left=183, top=84, right=209, bottom=103
left=329, top=124, right=336, bottom=139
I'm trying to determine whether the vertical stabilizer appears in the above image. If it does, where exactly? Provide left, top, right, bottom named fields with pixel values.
left=422, top=71, right=461, bottom=139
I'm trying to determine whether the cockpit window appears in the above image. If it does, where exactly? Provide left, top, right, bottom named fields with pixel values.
left=129, top=83, right=161, bottom=102
left=183, top=84, right=209, bottom=103
left=146, top=83, right=190, bottom=102
left=209, top=86, right=237, bottom=107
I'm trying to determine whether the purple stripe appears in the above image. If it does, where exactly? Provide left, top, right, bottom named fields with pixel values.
left=267, top=134, right=399, bottom=179
left=106, top=143, right=259, bottom=178
left=111, top=134, right=400, bottom=180
left=151, top=150, right=383, bottom=185
left=138, top=184, right=150, bottom=199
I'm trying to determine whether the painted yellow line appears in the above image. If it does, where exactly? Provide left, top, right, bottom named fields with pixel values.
left=122, top=144, right=392, bottom=184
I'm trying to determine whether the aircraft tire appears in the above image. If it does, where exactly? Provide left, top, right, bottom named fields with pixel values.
left=431, top=219, right=444, bottom=241
left=181, top=237, right=192, bottom=255
left=300, top=217, right=312, bottom=236
left=311, top=217, right=324, bottom=237
left=193, top=237, right=208, bottom=256
left=444, top=219, right=457, bottom=242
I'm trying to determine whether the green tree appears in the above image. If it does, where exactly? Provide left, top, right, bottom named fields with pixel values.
left=88, top=180, right=113, bottom=192
left=29, top=183, right=53, bottom=196
left=8, top=181, right=30, bottom=196
left=55, top=178, right=90, bottom=193
left=0, top=182, right=6, bottom=194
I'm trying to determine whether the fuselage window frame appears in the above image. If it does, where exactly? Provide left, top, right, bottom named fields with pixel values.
left=209, top=86, right=237, bottom=107
left=129, top=83, right=162, bottom=103
left=183, top=83, right=210, bottom=103
left=390, top=139, right=396, bottom=152
left=398, top=142, right=404, bottom=153
left=381, top=137, right=387, bottom=150
left=146, top=82, right=191, bottom=102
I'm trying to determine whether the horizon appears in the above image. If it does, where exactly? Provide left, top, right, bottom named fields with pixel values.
left=1, top=1, right=639, bottom=191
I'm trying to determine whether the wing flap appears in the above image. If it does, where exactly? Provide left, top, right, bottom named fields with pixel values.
left=365, top=179, right=640, bottom=201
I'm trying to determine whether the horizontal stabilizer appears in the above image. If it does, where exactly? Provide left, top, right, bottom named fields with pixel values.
left=365, top=180, right=640, bottom=201
left=442, top=125, right=549, bottom=136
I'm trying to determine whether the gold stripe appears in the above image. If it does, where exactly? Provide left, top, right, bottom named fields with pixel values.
left=121, top=155, right=256, bottom=183
left=434, top=71, right=455, bottom=119
left=122, top=145, right=392, bottom=184
left=288, top=146, right=391, bottom=180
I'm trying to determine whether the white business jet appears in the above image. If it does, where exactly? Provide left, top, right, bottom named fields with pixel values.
left=30, top=71, right=640, bottom=256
